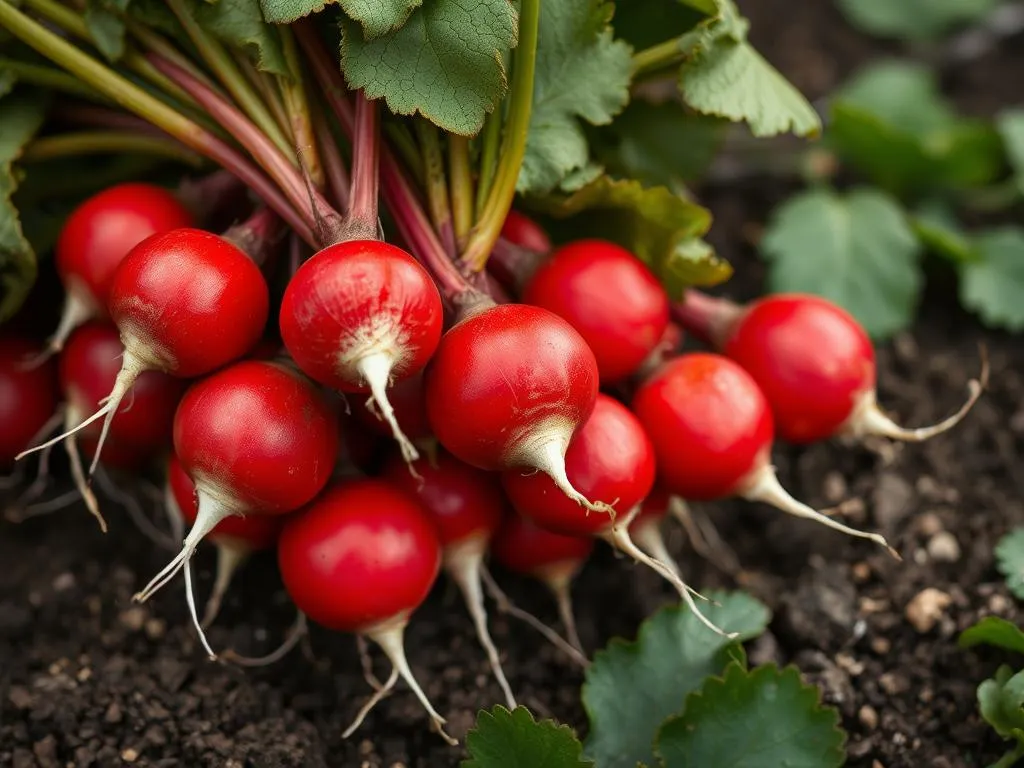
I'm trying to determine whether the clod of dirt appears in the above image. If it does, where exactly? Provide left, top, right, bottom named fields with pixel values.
left=872, top=473, right=915, bottom=532
left=905, top=588, right=953, bottom=633
left=778, top=563, right=857, bottom=646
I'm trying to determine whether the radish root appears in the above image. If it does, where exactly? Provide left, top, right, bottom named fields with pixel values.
left=223, top=612, right=309, bottom=667
left=358, top=351, right=420, bottom=464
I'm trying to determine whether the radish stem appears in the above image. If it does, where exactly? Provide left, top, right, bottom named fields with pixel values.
left=22, top=131, right=204, bottom=166
left=448, top=134, right=473, bottom=247
left=417, top=121, right=457, bottom=257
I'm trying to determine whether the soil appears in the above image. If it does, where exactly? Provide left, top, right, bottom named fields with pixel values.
left=4, top=2, right=1024, bottom=767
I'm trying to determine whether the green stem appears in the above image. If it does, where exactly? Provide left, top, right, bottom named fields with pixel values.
left=22, top=131, right=204, bottom=166
left=165, top=0, right=292, bottom=156
left=416, top=121, right=456, bottom=256
left=474, top=110, right=501, bottom=218
left=0, top=57, right=108, bottom=102
left=460, top=0, right=539, bottom=272
left=234, top=50, right=293, bottom=142
left=631, top=38, right=685, bottom=79
left=279, top=27, right=323, bottom=188
left=448, top=134, right=473, bottom=248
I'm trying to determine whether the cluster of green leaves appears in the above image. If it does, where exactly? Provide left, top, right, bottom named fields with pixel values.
left=460, top=592, right=847, bottom=768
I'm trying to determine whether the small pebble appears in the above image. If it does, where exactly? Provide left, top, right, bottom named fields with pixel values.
left=927, top=531, right=961, bottom=563
left=851, top=562, right=872, bottom=583
left=990, top=594, right=1012, bottom=614
left=144, top=618, right=166, bottom=640
left=905, top=588, right=952, bottom=633
left=872, top=761, right=886, bottom=768
left=119, top=607, right=146, bottom=632
left=916, top=512, right=944, bottom=536
left=858, top=705, right=879, bottom=730
left=871, top=636, right=892, bottom=655
left=120, top=748, right=139, bottom=763
left=52, top=573, right=75, bottom=592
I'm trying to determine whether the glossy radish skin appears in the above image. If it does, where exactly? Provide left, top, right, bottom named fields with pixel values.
left=523, top=240, right=670, bottom=383
left=48, top=183, right=194, bottom=356
left=500, top=210, right=552, bottom=254
left=278, top=479, right=452, bottom=742
left=279, top=240, right=443, bottom=463
left=136, top=361, right=338, bottom=657
left=425, top=303, right=608, bottom=513
left=0, top=337, right=58, bottom=467
left=633, top=353, right=894, bottom=554
left=503, top=394, right=655, bottom=537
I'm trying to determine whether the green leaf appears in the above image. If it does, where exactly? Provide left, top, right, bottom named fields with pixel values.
left=979, top=665, right=1024, bottom=741
left=516, top=0, right=632, bottom=195
left=997, top=110, right=1024, bottom=197
left=960, top=617, right=1024, bottom=654
left=340, top=0, right=517, bottom=136
left=538, top=175, right=731, bottom=295
left=0, top=89, right=48, bottom=323
left=259, top=0, right=333, bottom=23
left=581, top=591, right=770, bottom=768
left=996, top=529, right=1024, bottom=600
left=835, top=0, right=999, bottom=41
left=85, top=1, right=129, bottom=62
left=338, top=0, right=421, bottom=37
left=655, top=663, right=846, bottom=768
left=959, top=229, right=1024, bottom=333
left=911, top=200, right=978, bottom=264
left=189, top=0, right=288, bottom=76
left=761, top=187, right=923, bottom=340
left=462, top=706, right=592, bottom=768
left=613, top=0, right=704, bottom=50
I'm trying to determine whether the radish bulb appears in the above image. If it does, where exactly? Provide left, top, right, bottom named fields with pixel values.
left=382, top=449, right=516, bottom=709
left=633, top=353, right=897, bottom=556
left=0, top=336, right=59, bottom=469
left=277, top=479, right=454, bottom=744
left=136, top=360, right=338, bottom=657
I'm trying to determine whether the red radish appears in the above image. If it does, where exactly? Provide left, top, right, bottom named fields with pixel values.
left=502, top=393, right=723, bottom=634
left=18, top=227, right=270, bottom=475
left=0, top=337, right=59, bottom=468
left=500, top=209, right=552, bottom=254
left=674, top=292, right=986, bottom=444
left=522, top=240, right=670, bottom=383
left=632, top=353, right=896, bottom=555
left=630, top=486, right=680, bottom=576
left=44, top=183, right=194, bottom=359
left=135, top=360, right=338, bottom=657
left=277, top=479, right=453, bottom=743
left=165, top=453, right=282, bottom=627
left=382, top=449, right=516, bottom=709
left=352, top=371, right=434, bottom=453
left=425, top=303, right=611, bottom=514
left=279, top=240, right=443, bottom=464
left=490, top=513, right=593, bottom=653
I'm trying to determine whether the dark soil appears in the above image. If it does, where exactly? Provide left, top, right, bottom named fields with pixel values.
left=4, top=2, right=1024, bottom=767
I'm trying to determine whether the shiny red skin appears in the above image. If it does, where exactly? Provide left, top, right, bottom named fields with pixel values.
left=632, top=353, right=773, bottom=501
left=353, top=371, right=432, bottom=442
left=173, top=361, right=339, bottom=514
left=523, top=240, right=669, bottom=384
left=500, top=210, right=551, bottom=254
left=109, top=228, right=269, bottom=377
left=424, top=304, right=599, bottom=471
left=723, top=295, right=875, bottom=444
left=633, top=484, right=671, bottom=527
left=279, top=240, right=443, bottom=393
left=60, top=321, right=185, bottom=456
left=490, top=513, right=593, bottom=579
left=278, top=479, right=441, bottom=633
left=0, top=337, right=58, bottom=465
left=502, top=394, right=656, bottom=536
left=167, top=453, right=282, bottom=549
left=382, top=449, right=504, bottom=548
left=56, top=183, right=194, bottom=309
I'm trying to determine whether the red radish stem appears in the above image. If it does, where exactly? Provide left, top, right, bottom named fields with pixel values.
left=502, top=393, right=724, bottom=635
left=490, top=513, right=594, bottom=655
left=136, top=360, right=338, bottom=658
left=631, top=486, right=680, bottom=576
left=277, top=479, right=454, bottom=743
left=39, top=183, right=195, bottom=362
left=0, top=337, right=59, bottom=468
left=165, top=453, right=283, bottom=627
left=382, top=449, right=516, bottom=709
left=633, top=353, right=897, bottom=556
left=674, top=291, right=987, bottom=444
left=18, top=226, right=270, bottom=475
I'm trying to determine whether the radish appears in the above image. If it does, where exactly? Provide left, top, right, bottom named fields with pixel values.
left=424, top=302, right=611, bottom=514
left=630, top=485, right=680, bottom=576
left=521, top=240, right=671, bottom=383
left=501, top=393, right=724, bottom=635
left=632, top=352, right=896, bottom=556
left=277, top=478, right=453, bottom=743
left=18, top=227, right=270, bottom=474
left=44, top=183, right=194, bottom=359
left=500, top=209, right=551, bottom=254
left=279, top=240, right=443, bottom=464
left=490, top=512, right=593, bottom=654
left=674, top=292, right=986, bottom=444
left=135, top=360, right=338, bottom=657
left=0, top=336, right=59, bottom=468
left=165, top=452, right=282, bottom=627
left=382, top=449, right=516, bottom=709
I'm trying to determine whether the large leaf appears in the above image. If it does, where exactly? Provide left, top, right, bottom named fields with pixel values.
left=191, top=0, right=289, bottom=76
left=0, top=90, right=48, bottom=322
left=259, top=0, right=333, bottom=23
left=462, top=706, right=592, bottom=768
left=582, top=592, right=770, bottom=768
left=613, top=0, right=704, bottom=50
left=85, top=0, right=131, bottom=62
left=959, top=229, right=1024, bottom=333
left=340, top=0, right=518, bottom=136
left=655, top=663, right=845, bottom=768
left=911, top=200, right=979, bottom=265
left=539, top=175, right=731, bottom=295
left=760, top=187, right=923, bottom=340
left=960, top=617, right=1024, bottom=655
left=338, top=0, right=421, bottom=37
left=996, top=528, right=1024, bottom=600
left=836, top=0, right=1000, bottom=41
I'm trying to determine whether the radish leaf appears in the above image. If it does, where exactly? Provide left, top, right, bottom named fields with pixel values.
left=960, top=617, right=1024, bottom=654
left=582, top=592, right=769, bottom=768
left=960, top=229, right=1024, bottom=332
left=516, top=0, right=632, bottom=195
left=761, top=187, right=923, bottom=339
left=978, top=666, right=1024, bottom=749
left=340, top=0, right=517, bottom=136
left=84, top=0, right=130, bottom=62
left=997, top=110, right=1024, bottom=197
left=996, top=529, right=1024, bottom=599
left=337, top=0, right=421, bottom=38
left=259, top=0, right=333, bottom=23
left=190, top=0, right=289, bottom=76
left=911, top=201, right=979, bottom=265
left=654, top=663, right=845, bottom=768
left=462, top=706, right=592, bottom=768
left=836, top=0, right=999, bottom=42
